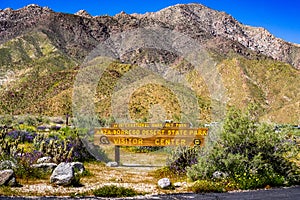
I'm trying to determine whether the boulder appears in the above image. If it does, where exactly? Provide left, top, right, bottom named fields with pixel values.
left=0, top=160, right=17, bottom=170
left=0, top=170, right=17, bottom=186
left=158, top=178, right=171, bottom=189
left=50, top=163, right=74, bottom=186
left=36, top=156, right=52, bottom=164
left=174, top=181, right=187, bottom=187
left=71, top=162, right=85, bottom=174
left=106, top=162, right=118, bottom=167
left=32, top=163, right=57, bottom=173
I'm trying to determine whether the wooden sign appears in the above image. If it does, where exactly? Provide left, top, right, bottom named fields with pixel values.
left=94, top=123, right=208, bottom=147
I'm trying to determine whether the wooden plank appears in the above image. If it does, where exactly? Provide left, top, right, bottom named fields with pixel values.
left=115, top=146, right=120, bottom=165
left=95, top=127, right=208, bottom=137
left=94, top=125, right=208, bottom=147
left=94, top=134, right=205, bottom=147
left=110, top=122, right=191, bottom=128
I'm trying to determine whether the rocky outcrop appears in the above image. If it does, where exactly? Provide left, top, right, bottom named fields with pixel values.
left=143, top=4, right=300, bottom=69
left=75, top=10, right=92, bottom=18
left=0, top=3, right=299, bottom=69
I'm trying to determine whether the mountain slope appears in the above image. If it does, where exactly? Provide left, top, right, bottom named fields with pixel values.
left=0, top=3, right=299, bottom=124
left=143, top=4, right=300, bottom=69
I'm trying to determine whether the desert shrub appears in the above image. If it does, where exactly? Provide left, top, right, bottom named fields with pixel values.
left=190, top=180, right=224, bottom=193
left=0, top=115, right=14, bottom=127
left=17, top=124, right=37, bottom=133
left=167, top=146, right=199, bottom=174
left=123, top=146, right=162, bottom=153
left=33, top=133, right=95, bottom=163
left=0, top=128, right=21, bottom=157
left=23, top=115, right=39, bottom=126
left=187, top=108, right=300, bottom=189
left=33, top=128, right=109, bottom=163
left=190, top=178, right=239, bottom=193
left=0, top=128, right=47, bottom=180
left=153, top=166, right=187, bottom=182
left=15, top=151, right=47, bottom=180
left=92, top=185, right=138, bottom=197
left=7, top=130, right=37, bottom=143
left=232, top=171, right=285, bottom=190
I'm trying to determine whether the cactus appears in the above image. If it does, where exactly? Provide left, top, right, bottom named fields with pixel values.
left=33, top=135, right=75, bottom=163
left=0, top=128, right=21, bottom=158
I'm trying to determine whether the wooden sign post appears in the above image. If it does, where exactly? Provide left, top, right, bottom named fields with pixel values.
left=94, top=122, right=208, bottom=165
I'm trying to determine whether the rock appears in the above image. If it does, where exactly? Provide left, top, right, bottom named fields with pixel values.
left=71, top=162, right=85, bottom=174
left=32, top=163, right=57, bottom=173
left=50, top=163, right=74, bottom=186
left=0, top=170, right=17, bottom=186
left=158, top=178, right=171, bottom=189
left=0, top=160, right=17, bottom=170
left=173, top=182, right=182, bottom=187
left=174, top=181, right=187, bottom=187
left=173, top=182, right=181, bottom=187
left=212, top=171, right=228, bottom=179
left=75, top=10, right=92, bottom=18
left=106, top=162, right=118, bottom=167
left=36, top=156, right=52, bottom=164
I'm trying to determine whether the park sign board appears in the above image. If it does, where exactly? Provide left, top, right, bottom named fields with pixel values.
left=94, top=122, right=208, bottom=147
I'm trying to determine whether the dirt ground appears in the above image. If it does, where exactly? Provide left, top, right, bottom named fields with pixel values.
left=10, top=147, right=191, bottom=197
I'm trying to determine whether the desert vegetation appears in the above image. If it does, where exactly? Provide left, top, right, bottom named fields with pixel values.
left=0, top=106, right=298, bottom=197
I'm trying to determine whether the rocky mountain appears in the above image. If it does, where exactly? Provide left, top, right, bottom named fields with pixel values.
left=0, top=3, right=299, bottom=124
left=1, top=4, right=299, bottom=68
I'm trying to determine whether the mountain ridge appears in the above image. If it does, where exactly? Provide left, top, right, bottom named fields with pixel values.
left=0, top=3, right=299, bottom=69
left=0, top=3, right=299, bottom=124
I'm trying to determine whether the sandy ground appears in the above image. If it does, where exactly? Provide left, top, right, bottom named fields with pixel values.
left=10, top=148, right=190, bottom=196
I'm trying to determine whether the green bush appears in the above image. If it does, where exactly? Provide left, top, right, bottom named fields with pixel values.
left=92, top=185, right=139, bottom=197
left=190, top=180, right=224, bottom=193
left=15, top=163, right=49, bottom=180
left=187, top=107, right=300, bottom=189
left=232, top=171, right=285, bottom=190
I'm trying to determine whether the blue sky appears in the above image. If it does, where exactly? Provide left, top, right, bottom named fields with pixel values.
left=0, top=0, right=299, bottom=44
